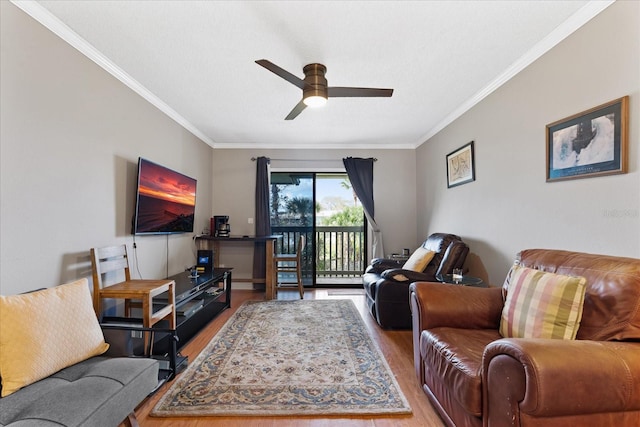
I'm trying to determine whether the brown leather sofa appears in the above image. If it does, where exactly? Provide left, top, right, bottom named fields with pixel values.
left=409, top=249, right=640, bottom=427
left=362, top=233, right=468, bottom=329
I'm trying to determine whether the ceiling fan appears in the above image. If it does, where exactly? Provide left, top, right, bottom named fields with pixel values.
left=255, top=59, right=394, bottom=120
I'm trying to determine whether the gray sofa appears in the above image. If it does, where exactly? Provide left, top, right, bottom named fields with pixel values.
left=0, top=355, right=158, bottom=427
left=0, top=279, right=162, bottom=427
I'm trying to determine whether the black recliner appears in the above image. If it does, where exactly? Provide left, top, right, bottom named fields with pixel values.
left=362, top=233, right=469, bottom=329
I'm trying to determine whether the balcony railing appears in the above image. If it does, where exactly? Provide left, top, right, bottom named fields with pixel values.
left=272, top=226, right=365, bottom=278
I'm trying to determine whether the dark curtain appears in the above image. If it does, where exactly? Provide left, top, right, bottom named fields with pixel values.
left=253, top=156, right=271, bottom=288
left=343, top=157, right=384, bottom=258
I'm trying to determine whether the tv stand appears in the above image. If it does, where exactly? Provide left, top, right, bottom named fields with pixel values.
left=102, top=268, right=232, bottom=381
left=153, top=268, right=232, bottom=355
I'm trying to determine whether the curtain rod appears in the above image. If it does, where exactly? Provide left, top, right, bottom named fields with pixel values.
left=251, top=157, right=377, bottom=161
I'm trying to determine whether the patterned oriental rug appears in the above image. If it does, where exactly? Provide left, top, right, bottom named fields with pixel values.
left=151, top=299, right=412, bottom=417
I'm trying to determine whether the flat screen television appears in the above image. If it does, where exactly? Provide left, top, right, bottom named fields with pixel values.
left=133, top=157, right=197, bottom=235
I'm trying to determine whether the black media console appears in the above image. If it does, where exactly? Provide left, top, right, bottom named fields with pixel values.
left=153, top=268, right=232, bottom=355
left=102, top=267, right=232, bottom=382
left=101, top=268, right=232, bottom=384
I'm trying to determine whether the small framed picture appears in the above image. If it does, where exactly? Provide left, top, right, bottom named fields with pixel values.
left=446, top=141, right=475, bottom=188
left=546, top=96, right=628, bottom=182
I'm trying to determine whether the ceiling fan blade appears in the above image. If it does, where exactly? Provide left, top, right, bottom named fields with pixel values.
left=255, top=59, right=308, bottom=90
left=327, top=87, right=394, bottom=98
left=285, top=100, right=307, bottom=120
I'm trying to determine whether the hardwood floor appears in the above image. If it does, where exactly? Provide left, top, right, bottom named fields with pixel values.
left=130, top=288, right=445, bottom=426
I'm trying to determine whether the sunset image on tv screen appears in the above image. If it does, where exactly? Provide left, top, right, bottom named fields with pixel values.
left=134, top=158, right=197, bottom=234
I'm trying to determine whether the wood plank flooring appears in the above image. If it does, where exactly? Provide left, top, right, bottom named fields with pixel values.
left=129, top=288, right=445, bottom=426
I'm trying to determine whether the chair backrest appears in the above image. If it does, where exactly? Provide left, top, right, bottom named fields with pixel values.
left=296, top=234, right=306, bottom=262
left=507, top=249, right=640, bottom=341
left=420, top=233, right=468, bottom=277
left=435, top=241, right=469, bottom=276
left=90, top=245, right=131, bottom=313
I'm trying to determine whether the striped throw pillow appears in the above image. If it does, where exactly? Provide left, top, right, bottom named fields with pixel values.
left=499, top=265, right=587, bottom=339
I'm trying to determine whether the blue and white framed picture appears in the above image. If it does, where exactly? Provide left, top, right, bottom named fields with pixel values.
left=546, top=96, right=628, bottom=182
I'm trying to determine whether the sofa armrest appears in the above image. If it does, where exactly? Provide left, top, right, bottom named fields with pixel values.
left=483, top=339, right=640, bottom=421
left=366, top=258, right=403, bottom=274
left=409, top=281, right=503, bottom=330
left=381, top=268, right=436, bottom=283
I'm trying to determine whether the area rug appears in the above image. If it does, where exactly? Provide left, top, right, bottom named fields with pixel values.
left=151, top=299, right=412, bottom=417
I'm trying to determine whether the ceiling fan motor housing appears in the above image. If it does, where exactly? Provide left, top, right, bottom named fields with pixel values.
left=303, top=63, right=328, bottom=100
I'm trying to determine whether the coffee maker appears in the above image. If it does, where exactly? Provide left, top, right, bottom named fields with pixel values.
left=211, top=215, right=230, bottom=237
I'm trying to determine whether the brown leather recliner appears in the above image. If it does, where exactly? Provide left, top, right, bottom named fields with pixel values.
left=410, top=249, right=640, bottom=427
left=362, top=233, right=469, bottom=329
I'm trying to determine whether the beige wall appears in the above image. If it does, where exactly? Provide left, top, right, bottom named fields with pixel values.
left=3, top=1, right=638, bottom=295
left=0, top=2, right=417, bottom=295
left=210, top=149, right=417, bottom=281
left=0, top=2, right=213, bottom=295
left=416, top=1, right=640, bottom=286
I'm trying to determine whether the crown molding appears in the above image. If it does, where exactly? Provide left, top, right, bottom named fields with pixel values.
left=415, top=0, right=616, bottom=148
left=11, top=0, right=217, bottom=148
left=212, top=142, right=417, bottom=150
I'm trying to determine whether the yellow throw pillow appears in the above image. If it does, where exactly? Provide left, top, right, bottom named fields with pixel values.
left=499, top=266, right=587, bottom=339
left=402, top=247, right=436, bottom=272
left=0, top=278, right=109, bottom=397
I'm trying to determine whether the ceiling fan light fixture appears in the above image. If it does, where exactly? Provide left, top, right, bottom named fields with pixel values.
left=303, top=94, right=327, bottom=108
left=302, top=64, right=328, bottom=108
left=255, top=60, right=393, bottom=120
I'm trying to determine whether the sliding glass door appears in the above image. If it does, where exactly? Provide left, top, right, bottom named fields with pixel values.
left=270, top=172, right=314, bottom=287
left=270, top=172, right=365, bottom=287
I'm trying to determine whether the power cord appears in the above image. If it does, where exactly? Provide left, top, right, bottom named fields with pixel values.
left=132, top=238, right=143, bottom=279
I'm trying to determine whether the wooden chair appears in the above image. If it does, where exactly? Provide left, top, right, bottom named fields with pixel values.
left=90, top=245, right=176, bottom=353
left=274, top=234, right=305, bottom=299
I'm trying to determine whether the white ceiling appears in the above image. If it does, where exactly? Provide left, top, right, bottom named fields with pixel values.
left=18, top=1, right=612, bottom=149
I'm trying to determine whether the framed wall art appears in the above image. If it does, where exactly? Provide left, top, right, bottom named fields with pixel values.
left=446, top=141, right=475, bottom=188
left=546, top=96, right=628, bottom=182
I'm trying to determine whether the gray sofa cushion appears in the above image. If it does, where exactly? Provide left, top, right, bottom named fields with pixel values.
left=0, top=356, right=158, bottom=427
